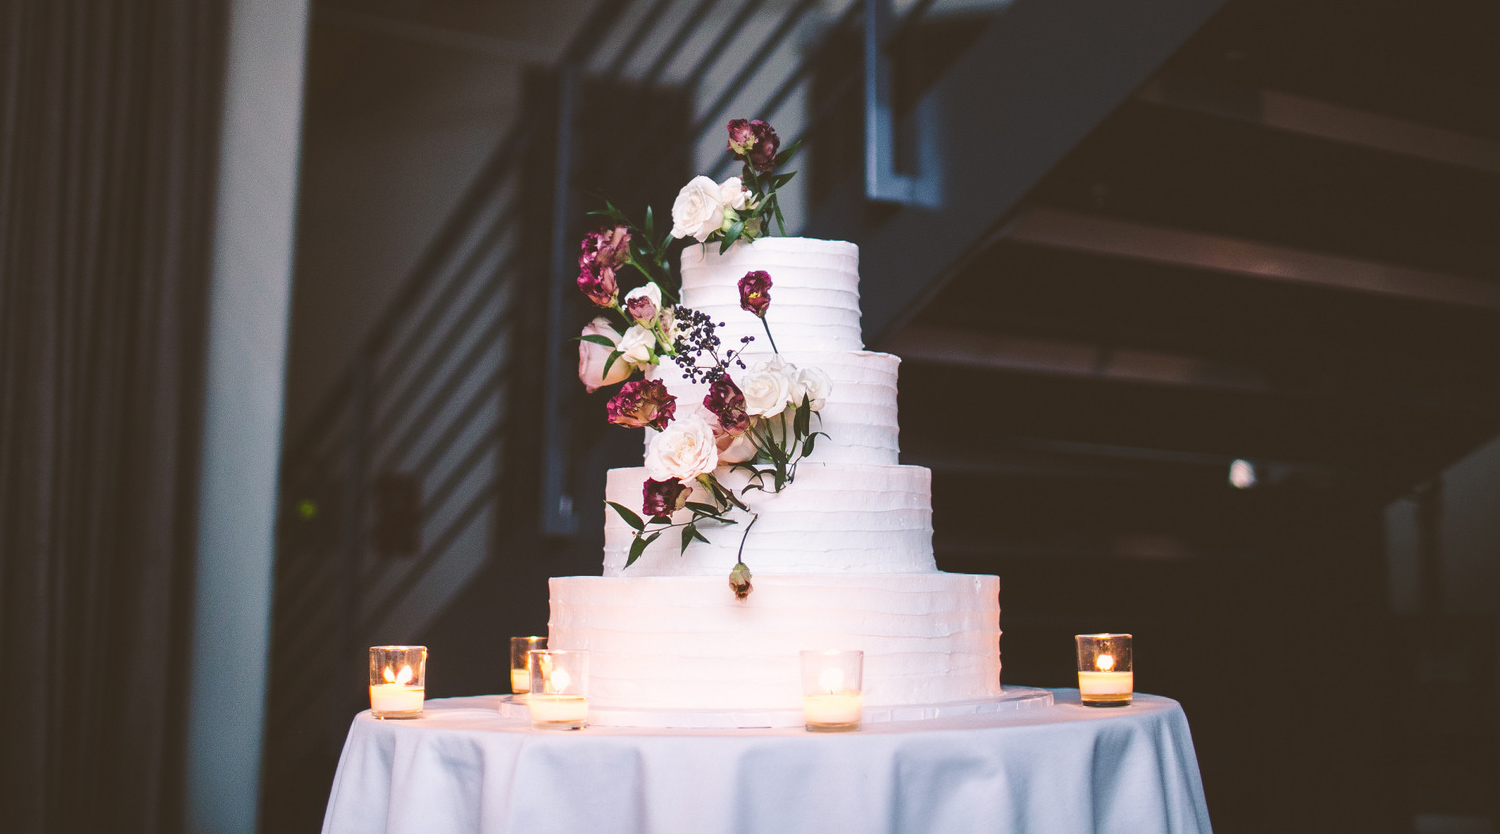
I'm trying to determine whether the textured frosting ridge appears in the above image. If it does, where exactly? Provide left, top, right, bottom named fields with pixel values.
left=679, top=237, right=862, bottom=352
left=603, top=463, right=934, bottom=577
left=648, top=349, right=901, bottom=465
left=549, top=573, right=1002, bottom=711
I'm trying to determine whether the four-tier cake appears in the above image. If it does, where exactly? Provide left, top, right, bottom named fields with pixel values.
left=547, top=238, right=1003, bottom=724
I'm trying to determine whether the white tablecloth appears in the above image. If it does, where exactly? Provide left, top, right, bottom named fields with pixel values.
left=322, top=690, right=1212, bottom=834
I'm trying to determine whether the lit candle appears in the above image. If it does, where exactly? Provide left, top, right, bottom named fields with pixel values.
left=369, top=662, right=425, bottom=717
left=802, top=659, right=863, bottom=731
left=510, top=636, right=546, bottom=696
left=1075, top=634, right=1133, bottom=706
left=528, top=651, right=589, bottom=730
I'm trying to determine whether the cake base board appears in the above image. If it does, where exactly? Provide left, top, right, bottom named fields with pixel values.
left=497, top=686, right=1053, bottom=729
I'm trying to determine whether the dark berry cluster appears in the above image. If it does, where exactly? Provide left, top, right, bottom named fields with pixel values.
left=670, top=306, right=752, bottom=383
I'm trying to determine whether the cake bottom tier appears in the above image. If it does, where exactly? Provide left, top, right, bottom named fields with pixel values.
left=547, top=573, right=1001, bottom=714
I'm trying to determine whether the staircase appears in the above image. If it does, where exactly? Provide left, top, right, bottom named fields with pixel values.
left=264, top=0, right=1500, bottom=831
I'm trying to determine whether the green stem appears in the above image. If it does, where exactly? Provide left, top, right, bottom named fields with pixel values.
left=760, top=316, right=779, bottom=353
left=735, top=513, right=759, bottom=564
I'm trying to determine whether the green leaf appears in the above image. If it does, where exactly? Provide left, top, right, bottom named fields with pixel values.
left=626, top=529, right=662, bottom=568
left=770, top=173, right=796, bottom=189
left=774, top=138, right=803, bottom=168
left=680, top=523, right=697, bottom=553
left=644, top=205, right=655, bottom=240
left=691, top=525, right=711, bottom=544
left=602, top=349, right=624, bottom=378
left=794, top=400, right=810, bottom=438
left=578, top=334, right=617, bottom=348
left=773, top=197, right=787, bottom=236
left=685, top=501, right=721, bottom=516
left=606, top=501, right=645, bottom=531
left=718, top=219, right=745, bottom=254
left=801, top=431, right=819, bottom=459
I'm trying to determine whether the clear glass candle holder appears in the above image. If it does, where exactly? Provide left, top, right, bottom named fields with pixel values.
left=369, top=645, right=427, bottom=719
left=527, top=649, right=589, bottom=730
left=801, top=650, right=864, bottom=732
left=1075, top=633, right=1133, bottom=706
left=509, top=636, right=546, bottom=697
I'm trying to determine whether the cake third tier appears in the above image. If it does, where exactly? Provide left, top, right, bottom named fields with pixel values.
left=603, top=462, right=935, bottom=577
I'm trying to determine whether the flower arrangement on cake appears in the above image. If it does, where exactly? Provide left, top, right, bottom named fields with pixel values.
left=573, top=119, right=827, bottom=598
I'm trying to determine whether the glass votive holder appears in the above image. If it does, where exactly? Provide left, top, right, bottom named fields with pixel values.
left=1075, top=633, right=1133, bottom=706
left=509, top=636, right=546, bottom=698
left=527, top=649, right=589, bottom=730
left=369, top=645, right=427, bottom=719
left=801, top=650, right=864, bottom=732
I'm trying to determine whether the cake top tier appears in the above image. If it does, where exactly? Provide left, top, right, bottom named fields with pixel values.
left=679, top=237, right=862, bottom=352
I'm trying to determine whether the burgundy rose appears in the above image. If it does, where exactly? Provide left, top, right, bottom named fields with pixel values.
left=726, top=119, right=780, bottom=173
left=642, top=477, right=690, bottom=519
left=703, top=376, right=749, bottom=436
left=580, top=225, right=631, bottom=272
left=576, top=263, right=618, bottom=307
left=606, top=379, right=676, bottom=430
left=738, top=270, right=772, bottom=318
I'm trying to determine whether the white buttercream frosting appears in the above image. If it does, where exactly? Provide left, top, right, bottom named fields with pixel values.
left=679, top=237, right=862, bottom=352
left=548, top=573, right=1002, bottom=713
left=604, top=463, right=935, bottom=577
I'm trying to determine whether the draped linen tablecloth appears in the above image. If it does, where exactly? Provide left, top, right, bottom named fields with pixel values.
left=322, top=690, right=1212, bottom=834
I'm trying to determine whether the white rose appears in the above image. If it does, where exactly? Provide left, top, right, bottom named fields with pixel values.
left=669, top=175, right=726, bottom=242
left=645, top=413, right=720, bottom=480
left=791, top=366, right=833, bottom=411
left=741, top=358, right=794, bottom=418
left=719, top=176, right=748, bottom=210
left=578, top=317, right=631, bottom=393
left=654, top=305, right=680, bottom=353
left=716, top=431, right=757, bottom=464
left=616, top=324, right=656, bottom=366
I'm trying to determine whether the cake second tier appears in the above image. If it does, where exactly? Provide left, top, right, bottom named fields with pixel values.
left=648, top=349, right=901, bottom=465
left=604, top=462, right=935, bottom=577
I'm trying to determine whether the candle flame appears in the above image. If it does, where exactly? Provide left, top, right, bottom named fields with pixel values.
left=818, top=667, right=844, bottom=694
left=383, top=665, right=396, bottom=683
left=548, top=667, right=572, bottom=694
left=1096, top=653, right=1115, bottom=672
left=396, top=664, right=414, bottom=685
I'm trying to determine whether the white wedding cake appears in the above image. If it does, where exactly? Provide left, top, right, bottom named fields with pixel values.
left=548, top=237, right=1002, bottom=721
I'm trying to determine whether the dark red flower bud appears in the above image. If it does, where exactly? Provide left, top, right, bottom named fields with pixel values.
left=747, top=120, right=779, bottom=173
left=727, top=119, right=780, bottom=173
left=606, top=379, right=676, bottom=430
left=729, top=561, right=753, bottom=600
left=642, top=477, right=690, bottom=519
left=738, top=270, right=772, bottom=318
left=580, top=225, right=631, bottom=272
left=577, top=263, right=618, bottom=307
left=727, top=119, right=756, bottom=157
left=703, top=377, right=749, bottom=436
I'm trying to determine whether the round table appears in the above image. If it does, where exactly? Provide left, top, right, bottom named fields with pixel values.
left=321, top=690, right=1212, bottom=834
